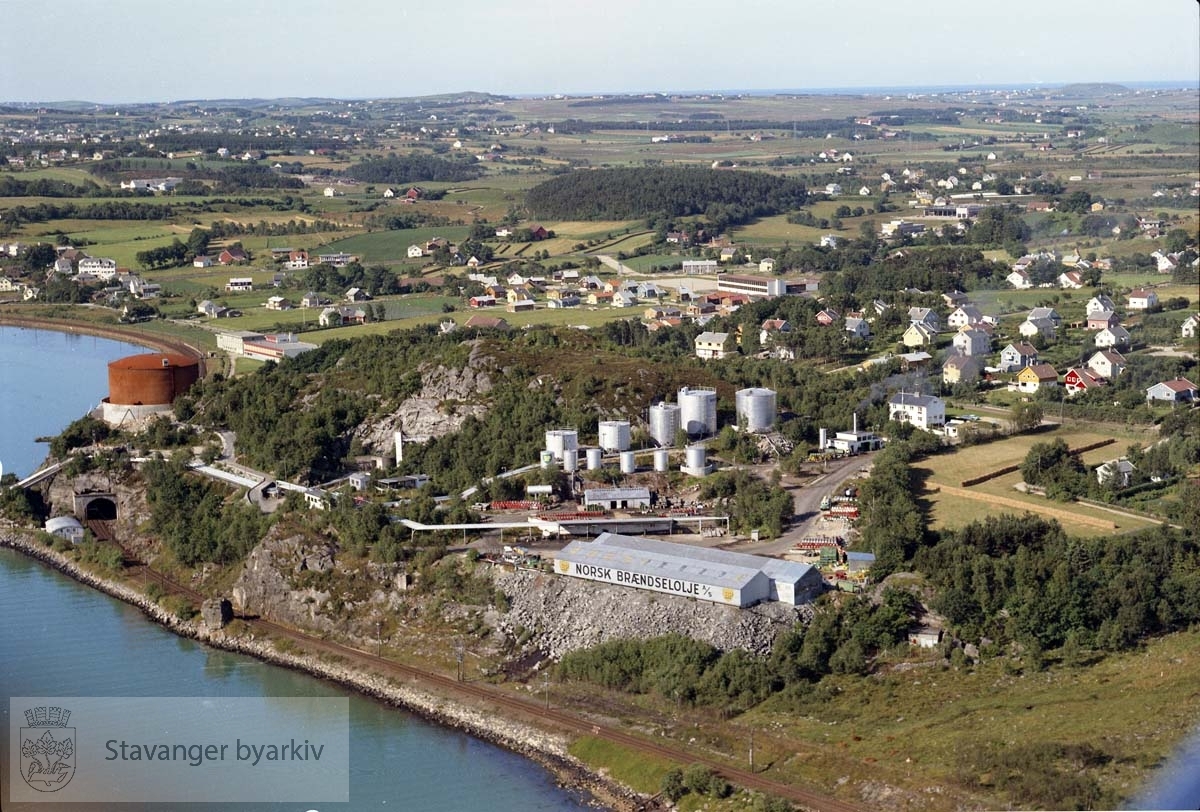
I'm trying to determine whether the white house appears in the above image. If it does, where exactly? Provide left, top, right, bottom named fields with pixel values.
left=908, top=307, right=940, bottom=330
left=1018, top=318, right=1056, bottom=339
left=844, top=317, right=870, bottom=339
left=1007, top=270, right=1032, bottom=289
left=888, top=392, right=945, bottom=431
left=1087, top=350, right=1127, bottom=380
left=407, top=245, right=424, bottom=259
left=694, top=331, right=731, bottom=360
left=758, top=258, right=775, bottom=274
left=952, top=327, right=990, bottom=357
left=1127, top=288, right=1159, bottom=311
left=1086, top=294, right=1116, bottom=316
left=1058, top=270, right=1085, bottom=289
left=225, top=277, right=253, bottom=292
left=1096, top=459, right=1136, bottom=488
left=947, top=305, right=983, bottom=329
left=1182, top=314, right=1199, bottom=339
left=1095, top=325, right=1131, bottom=349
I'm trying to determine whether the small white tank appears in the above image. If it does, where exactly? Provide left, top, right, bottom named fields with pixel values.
left=597, top=420, right=631, bottom=452
left=586, top=447, right=604, bottom=470
left=539, top=450, right=554, bottom=469
left=685, top=444, right=707, bottom=470
left=563, top=450, right=578, bottom=472
left=653, top=448, right=670, bottom=472
left=619, top=451, right=637, bottom=474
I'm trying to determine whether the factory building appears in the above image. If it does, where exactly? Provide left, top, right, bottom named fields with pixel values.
left=554, top=532, right=822, bottom=607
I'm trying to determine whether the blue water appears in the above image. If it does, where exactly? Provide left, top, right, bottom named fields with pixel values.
left=0, top=327, right=594, bottom=810
left=0, top=325, right=147, bottom=479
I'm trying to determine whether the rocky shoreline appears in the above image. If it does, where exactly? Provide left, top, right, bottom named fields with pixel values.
left=0, top=529, right=643, bottom=812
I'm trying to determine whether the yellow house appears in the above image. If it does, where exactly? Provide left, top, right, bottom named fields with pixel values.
left=1016, top=363, right=1058, bottom=393
left=902, top=322, right=937, bottom=348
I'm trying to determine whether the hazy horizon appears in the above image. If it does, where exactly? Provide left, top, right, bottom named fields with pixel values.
left=2, top=0, right=1196, bottom=105
left=6, top=78, right=1200, bottom=108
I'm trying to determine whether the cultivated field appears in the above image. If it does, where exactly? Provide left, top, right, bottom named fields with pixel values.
left=915, top=425, right=1163, bottom=536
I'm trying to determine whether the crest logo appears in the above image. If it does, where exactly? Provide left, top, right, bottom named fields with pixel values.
left=19, top=706, right=75, bottom=792
left=722, top=588, right=734, bottom=602
left=557, top=559, right=570, bottom=573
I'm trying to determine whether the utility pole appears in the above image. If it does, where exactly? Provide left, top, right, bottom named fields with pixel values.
left=749, top=729, right=755, bottom=772
left=376, top=621, right=382, bottom=657
left=456, top=638, right=465, bottom=682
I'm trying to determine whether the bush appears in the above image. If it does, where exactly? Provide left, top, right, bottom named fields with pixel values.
left=660, top=767, right=685, bottom=801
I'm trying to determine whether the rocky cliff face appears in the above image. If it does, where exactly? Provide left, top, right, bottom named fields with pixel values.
left=356, top=340, right=496, bottom=458
left=492, top=567, right=811, bottom=660
left=230, top=529, right=339, bottom=632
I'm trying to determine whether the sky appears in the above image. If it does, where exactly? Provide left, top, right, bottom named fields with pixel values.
left=3, top=0, right=1198, bottom=103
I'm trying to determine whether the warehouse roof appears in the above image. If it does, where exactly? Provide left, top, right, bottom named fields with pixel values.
left=584, top=532, right=816, bottom=588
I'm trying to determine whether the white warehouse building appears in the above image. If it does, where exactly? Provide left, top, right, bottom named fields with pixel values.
left=554, top=532, right=823, bottom=607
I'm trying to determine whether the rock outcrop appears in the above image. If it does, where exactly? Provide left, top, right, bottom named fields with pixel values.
left=356, top=340, right=495, bottom=457
left=492, top=567, right=811, bottom=660
left=230, top=531, right=338, bottom=631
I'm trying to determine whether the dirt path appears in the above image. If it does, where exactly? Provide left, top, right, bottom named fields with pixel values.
left=930, top=484, right=1118, bottom=530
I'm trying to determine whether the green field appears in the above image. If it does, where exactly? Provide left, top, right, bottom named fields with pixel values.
left=322, top=227, right=473, bottom=264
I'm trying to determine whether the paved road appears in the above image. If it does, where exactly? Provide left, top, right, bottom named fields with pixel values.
left=731, top=454, right=874, bottom=557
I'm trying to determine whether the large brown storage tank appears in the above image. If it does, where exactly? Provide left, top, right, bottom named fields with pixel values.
left=107, top=354, right=199, bottom=406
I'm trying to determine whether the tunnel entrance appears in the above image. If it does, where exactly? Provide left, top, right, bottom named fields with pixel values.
left=84, top=497, right=117, bottom=521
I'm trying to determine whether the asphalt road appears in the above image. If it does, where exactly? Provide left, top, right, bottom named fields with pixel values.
left=731, top=453, right=875, bottom=557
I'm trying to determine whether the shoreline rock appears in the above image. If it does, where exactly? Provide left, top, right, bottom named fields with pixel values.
left=0, top=529, right=642, bottom=812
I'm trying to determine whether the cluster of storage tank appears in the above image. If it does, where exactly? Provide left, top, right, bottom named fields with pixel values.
left=536, top=385, right=775, bottom=475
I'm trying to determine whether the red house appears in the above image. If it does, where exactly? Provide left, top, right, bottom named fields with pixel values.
left=815, top=308, right=840, bottom=326
left=528, top=225, right=549, bottom=241
left=218, top=247, right=248, bottom=265
left=1064, top=367, right=1104, bottom=397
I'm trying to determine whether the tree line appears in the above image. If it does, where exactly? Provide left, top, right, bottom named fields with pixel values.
left=525, top=167, right=808, bottom=223
left=344, top=154, right=483, bottom=184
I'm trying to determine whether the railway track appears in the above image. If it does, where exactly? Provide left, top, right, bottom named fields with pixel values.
left=120, top=555, right=862, bottom=812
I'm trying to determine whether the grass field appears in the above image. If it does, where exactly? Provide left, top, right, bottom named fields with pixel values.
left=914, top=424, right=1162, bottom=536
left=322, top=226, right=473, bottom=264
left=741, top=628, right=1200, bottom=810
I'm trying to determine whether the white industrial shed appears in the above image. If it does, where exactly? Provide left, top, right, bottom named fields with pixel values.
left=554, top=532, right=822, bottom=607
left=45, top=516, right=85, bottom=544
left=582, top=487, right=651, bottom=510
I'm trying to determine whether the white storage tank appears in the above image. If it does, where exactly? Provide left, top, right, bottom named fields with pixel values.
left=563, top=450, right=579, bottom=472
left=648, top=402, right=682, bottom=447
left=619, top=451, right=637, bottom=474
left=653, top=448, right=670, bottom=472
left=685, top=444, right=707, bottom=470
left=586, top=447, right=604, bottom=470
left=735, top=387, right=777, bottom=433
left=678, top=386, right=718, bottom=437
left=539, top=450, right=555, bottom=469
left=597, top=420, right=632, bottom=452
left=544, top=429, right=579, bottom=461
